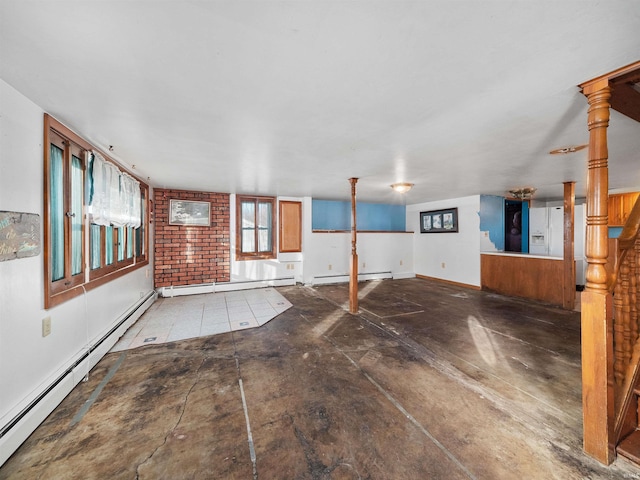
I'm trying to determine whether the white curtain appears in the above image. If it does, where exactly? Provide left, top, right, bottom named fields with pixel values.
left=90, top=151, right=141, bottom=228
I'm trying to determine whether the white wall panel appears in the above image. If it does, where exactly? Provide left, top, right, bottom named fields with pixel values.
left=407, top=196, right=481, bottom=287
left=0, top=80, right=154, bottom=465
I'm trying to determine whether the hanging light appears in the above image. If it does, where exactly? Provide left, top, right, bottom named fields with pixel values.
left=391, top=182, right=414, bottom=193
left=508, top=187, right=536, bottom=200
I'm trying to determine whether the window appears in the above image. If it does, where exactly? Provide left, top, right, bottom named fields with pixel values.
left=47, top=130, right=86, bottom=294
left=236, top=195, right=276, bottom=260
left=44, top=114, right=149, bottom=309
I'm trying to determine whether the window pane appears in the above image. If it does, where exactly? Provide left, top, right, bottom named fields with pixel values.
left=50, top=144, right=65, bottom=281
left=242, top=201, right=255, bottom=228
left=71, top=155, right=83, bottom=275
left=257, top=202, right=271, bottom=229
left=257, top=202, right=272, bottom=252
left=85, top=152, right=94, bottom=205
left=258, top=228, right=271, bottom=252
left=241, top=201, right=256, bottom=253
left=117, top=227, right=125, bottom=261
left=127, top=226, right=133, bottom=259
left=90, top=224, right=101, bottom=270
left=105, top=226, right=114, bottom=265
left=135, top=226, right=142, bottom=258
left=242, top=229, right=255, bottom=253
left=136, top=190, right=146, bottom=258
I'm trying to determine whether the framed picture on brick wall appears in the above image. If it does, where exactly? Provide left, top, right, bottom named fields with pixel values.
left=169, top=199, right=211, bottom=226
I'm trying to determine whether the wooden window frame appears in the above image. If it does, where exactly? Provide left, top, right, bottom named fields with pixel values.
left=43, top=114, right=149, bottom=309
left=47, top=129, right=87, bottom=296
left=235, top=195, right=276, bottom=260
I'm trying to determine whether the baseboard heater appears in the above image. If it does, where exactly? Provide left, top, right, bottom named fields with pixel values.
left=0, top=290, right=156, bottom=465
left=311, top=271, right=393, bottom=286
left=158, top=277, right=296, bottom=297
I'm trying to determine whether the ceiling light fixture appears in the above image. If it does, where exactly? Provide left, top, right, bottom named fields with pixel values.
left=391, top=182, right=413, bottom=193
left=549, top=144, right=587, bottom=155
left=508, top=187, right=537, bottom=200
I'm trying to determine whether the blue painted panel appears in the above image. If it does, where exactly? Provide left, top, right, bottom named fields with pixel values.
left=479, top=195, right=504, bottom=250
left=358, top=203, right=406, bottom=231
left=609, top=227, right=623, bottom=238
left=312, top=200, right=406, bottom=231
left=521, top=201, right=529, bottom=253
left=312, top=200, right=350, bottom=230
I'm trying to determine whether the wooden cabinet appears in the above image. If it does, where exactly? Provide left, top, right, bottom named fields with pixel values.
left=480, top=253, right=567, bottom=307
left=608, top=192, right=640, bottom=226
left=279, top=200, right=302, bottom=253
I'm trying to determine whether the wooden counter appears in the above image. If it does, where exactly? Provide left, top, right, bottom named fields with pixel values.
left=481, top=252, right=570, bottom=307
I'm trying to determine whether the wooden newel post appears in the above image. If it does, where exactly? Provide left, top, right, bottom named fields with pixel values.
left=563, top=181, right=576, bottom=311
left=585, top=87, right=611, bottom=294
left=349, top=178, right=359, bottom=314
left=581, top=85, right=615, bottom=464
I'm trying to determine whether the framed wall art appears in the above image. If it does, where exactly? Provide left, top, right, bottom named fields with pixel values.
left=0, top=211, right=41, bottom=261
left=169, top=199, right=211, bottom=226
left=420, top=207, right=458, bottom=233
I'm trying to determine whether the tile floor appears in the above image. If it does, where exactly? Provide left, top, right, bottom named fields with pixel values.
left=110, top=287, right=292, bottom=352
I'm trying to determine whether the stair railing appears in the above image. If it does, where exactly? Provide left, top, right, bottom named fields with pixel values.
left=612, top=195, right=640, bottom=445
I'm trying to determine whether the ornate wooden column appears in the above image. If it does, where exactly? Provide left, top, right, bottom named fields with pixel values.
left=563, top=181, right=576, bottom=310
left=580, top=83, right=615, bottom=464
left=349, top=178, right=359, bottom=314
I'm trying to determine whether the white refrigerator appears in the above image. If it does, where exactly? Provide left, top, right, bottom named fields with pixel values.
left=529, top=205, right=586, bottom=285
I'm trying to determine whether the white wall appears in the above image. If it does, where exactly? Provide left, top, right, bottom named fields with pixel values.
left=302, top=197, right=414, bottom=285
left=0, top=79, right=155, bottom=465
left=227, top=195, right=414, bottom=287
left=407, top=195, right=481, bottom=287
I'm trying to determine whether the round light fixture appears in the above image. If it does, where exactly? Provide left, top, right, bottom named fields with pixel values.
left=391, top=182, right=414, bottom=193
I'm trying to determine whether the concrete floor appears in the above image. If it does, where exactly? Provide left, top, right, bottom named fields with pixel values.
left=2, top=278, right=639, bottom=479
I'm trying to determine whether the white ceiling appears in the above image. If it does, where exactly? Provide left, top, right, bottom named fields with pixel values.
left=1, top=1, right=639, bottom=204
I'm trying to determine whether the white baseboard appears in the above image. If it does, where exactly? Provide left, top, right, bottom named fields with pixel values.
left=393, top=272, right=416, bottom=280
left=310, top=271, right=396, bottom=286
left=157, top=277, right=297, bottom=297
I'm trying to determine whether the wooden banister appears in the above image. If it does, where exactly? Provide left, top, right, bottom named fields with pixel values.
left=612, top=193, right=640, bottom=447
left=580, top=60, right=640, bottom=465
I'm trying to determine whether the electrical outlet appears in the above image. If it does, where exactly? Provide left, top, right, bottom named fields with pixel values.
left=441, top=262, right=446, bottom=269
left=42, top=317, right=51, bottom=337
left=362, top=262, right=366, bottom=269
left=328, top=264, right=332, bottom=270
left=146, top=268, right=150, bottom=278
left=399, top=259, right=403, bottom=266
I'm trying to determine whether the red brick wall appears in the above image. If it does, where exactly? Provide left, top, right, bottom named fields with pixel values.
left=154, top=189, right=230, bottom=288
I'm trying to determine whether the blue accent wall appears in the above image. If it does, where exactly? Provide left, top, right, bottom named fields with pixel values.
left=521, top=201, right=529, bottom=253
left=312, top=199, right=406, bottom=231
left=479, top=195, right=504, bottom=250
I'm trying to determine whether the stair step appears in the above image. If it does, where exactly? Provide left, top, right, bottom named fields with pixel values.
left=618, top=430, right=640, bottom=464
